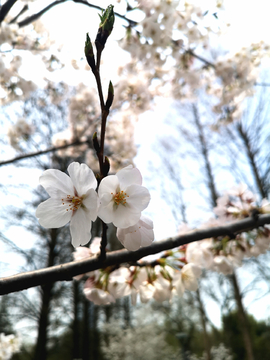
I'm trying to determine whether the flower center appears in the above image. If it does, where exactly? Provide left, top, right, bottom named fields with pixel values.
left=111, top=190, right=129, bottom=206
left=62, top=195, right=83, bottom=212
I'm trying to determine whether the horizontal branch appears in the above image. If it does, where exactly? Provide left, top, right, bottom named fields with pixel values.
left=1, top=214, right=270, bottom=295
left=18, top=0, right=136, bottom=28
left=0, top=138, right=91, bottom=167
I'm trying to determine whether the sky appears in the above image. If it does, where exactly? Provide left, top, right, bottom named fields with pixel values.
left=2, top=0, right=270, bottom=332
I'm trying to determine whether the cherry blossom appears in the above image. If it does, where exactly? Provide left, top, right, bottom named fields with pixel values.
left=84, top=278, right=115, bottom=305
left=0, top=333, right=21, bottom=360
left=173, top=263, right=202, bottom=296
left=98, top=165, right=151, bottom=228
left=107, top=268, right=132, bottom=299
left=116, top=215, right=154, bottom=251
left=36, top=162, right=99, bottom=247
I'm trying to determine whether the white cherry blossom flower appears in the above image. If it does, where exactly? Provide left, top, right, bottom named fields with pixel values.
left=173, top=263, right=202, bottom=296
left=98, top=165, right=150, bottom=228
left=116, top=215, right=154, bottom=251
left=36, top=162, right=99, bottom=247
left=72, top=238, right=102, bottom=280
left=107, top=268, right=132, bottom=299
left=186, top=239, right=214, bottom=269
left=84, top=278, right=115, bottom=305
left=213, top=255, right=234, bottom=275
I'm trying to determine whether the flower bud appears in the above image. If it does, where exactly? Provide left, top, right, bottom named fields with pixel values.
left=93, top=132, right=100, bottom=152
left=103, top=156, right=110, bottom=176
left=105, top=81, right=114, bottom=110
left=85, top=33, right=96, bottom=71
left=95, top=5, right=115, bottom=49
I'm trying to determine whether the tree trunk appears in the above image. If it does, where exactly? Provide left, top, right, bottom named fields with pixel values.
left=230, top=271, right=255, bottom=360
left=196, top=289, right=212, bottom=360
left=237, top=123, right=267, bottom=198
left=72, top=280, right=81, bottom=360
left=33, top=228, right=58, bottom=360
left=192, top=103, right=218, bottom=208
left=82, top=297, right=90, bottom=360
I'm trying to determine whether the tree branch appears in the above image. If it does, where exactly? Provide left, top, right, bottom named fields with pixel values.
left=17, top=0, right=68, bottom=27
left=0, top=0, right=18, bottom=23
left=17, top=0, right=136, bottom=28
left=1, top=214, right=270, bottom=295
left=0, top=138, right=91, bottom=167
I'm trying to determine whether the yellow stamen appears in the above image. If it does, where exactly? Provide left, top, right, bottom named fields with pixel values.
left=63, top=195, right=83, bottom=212
left=112, top=190, right=129, bottom=206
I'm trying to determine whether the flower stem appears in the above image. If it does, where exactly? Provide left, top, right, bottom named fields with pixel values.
left=99, top=221, right=108, bottom=261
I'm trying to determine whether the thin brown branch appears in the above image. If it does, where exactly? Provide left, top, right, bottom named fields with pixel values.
left=18, top=0, right=68, bottom=27
left=1, top=214, right=270, bottom=295
left=17, top=0, right=136, bottom=28
left=186, top=49, right=215, bottom=68
left=0, top=138, right=91, bottom=167
left=8, top=4, right=28, bottom=24
left=0, top=0, right=18, bottom=23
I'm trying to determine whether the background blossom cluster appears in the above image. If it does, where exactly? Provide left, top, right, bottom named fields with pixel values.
left=74, top=183, right=270, bottom=305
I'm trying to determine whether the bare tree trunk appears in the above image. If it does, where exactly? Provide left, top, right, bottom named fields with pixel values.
left=72, top=280, right=80, bottom=360
left=192, top=104, right=218, bottom=208
left=230, top=272, right=255, bottom=360
left=196, top=289, right=212, bottom=360
left=82, top=297, right=90, bottom=360
left=123, top=296, right=131, bottom=328
left=237, top=123, right=267, bottom=198
left=192, top=103, right=256, bottom=360
left=33, top=228, right=58, bottom=360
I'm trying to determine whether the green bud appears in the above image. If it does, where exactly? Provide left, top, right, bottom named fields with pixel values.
left=95, top=5, right=115, bottom=49
left=93, top=132, right=100, bottom=152
left=85, top=33, right=96, bottom=71
left=103, top=156, right=110, bottom=176
left=105, top=81, right=114, bottom=110
left=99, top=5, right=115, bottom=33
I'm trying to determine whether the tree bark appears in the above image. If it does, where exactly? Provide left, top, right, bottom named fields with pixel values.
left=72, top=281, right=80, bottom=360
left=33, top=228, right=58, bottom=360
left=196, top=289, right=212, bottom=360
left=230, top=272, right=255, bottom=360
left=237, top=123, right=267, bottom=199
left=192, top=104, right=218, bottom=208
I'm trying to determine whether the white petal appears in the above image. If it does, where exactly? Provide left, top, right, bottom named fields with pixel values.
left=116, top=165, right=142, bottom=188
left=68, top=162, right=97, bottom=195
left=100, top=192, right=113, bottom=207
left=175, top=276, right=185, bottom=296
left=117, top=227, right=142, bottom=251
left=39, top=169, right=74, bottom=198
left=98, top=200, right=115, bottom=224
left=126, top=184, right=150, bottom=211
left=140, top=226, right=154, bottom=247
left=70, top=207, right=92, bottom=247
left=83, top=188, right=99, bottom=221
left=36, top=198, right=72, bottom=228
left=98, top=175, right=119, bottom=195
left=140, top=215, right=154, bottom=229
left=111, top=204, right=141, bottom=228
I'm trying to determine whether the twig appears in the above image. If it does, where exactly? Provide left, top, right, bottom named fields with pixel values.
left=0, top=0, right=18, bottom=23
left=17, top=0, right=136, bottom=28
left=0, top=138, right=91, bottom=167
left=1, top=214, right=270, bottom=295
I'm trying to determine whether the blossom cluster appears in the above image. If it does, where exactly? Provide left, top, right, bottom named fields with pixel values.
left=180, top=184, right=270, bottom=275
left=72, top=183, right=270, bottom=305
left=119, top=1, right=270, bottom=124
left=73, top=237, right=201, bottom=305
left=0, top=18, right=52, bottom=105
left=0, top=333, right=21, bottom=360
left=36, top=162, right=154, bottom=251
left=7, top=118, right=34, bottom=151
